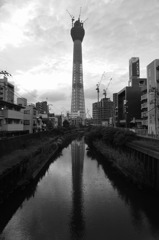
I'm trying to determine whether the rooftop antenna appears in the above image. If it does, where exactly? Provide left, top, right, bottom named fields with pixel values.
left=81, top=18, right=88, bottom=26
left=66, top=9, right=75, bottom=27
left=78, top=7, right=82, bottom=20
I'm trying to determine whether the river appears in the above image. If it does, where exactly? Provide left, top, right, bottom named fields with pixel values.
left=0, top=138, right=159, bottom=240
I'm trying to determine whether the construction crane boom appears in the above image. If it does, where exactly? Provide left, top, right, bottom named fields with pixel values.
left=96, top=71, right=106, bottom=102
left=66, top=9, right=75, bottom=27
left=103, top=77, right=112, bottom=98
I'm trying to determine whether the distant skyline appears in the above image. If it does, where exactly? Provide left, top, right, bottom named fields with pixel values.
left=0, top=0, right=159, bottom=115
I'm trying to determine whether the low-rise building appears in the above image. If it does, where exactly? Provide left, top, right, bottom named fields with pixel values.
left=0, top=100, right=24, bottom=136
left=22, top=105, right=38, bottom=133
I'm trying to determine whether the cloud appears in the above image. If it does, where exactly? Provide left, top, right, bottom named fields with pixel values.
left=17, top=89, right=38, bottom=104
left=40, top=89, right=68, bottom=102
left=0, top=0, right=159, bottom=115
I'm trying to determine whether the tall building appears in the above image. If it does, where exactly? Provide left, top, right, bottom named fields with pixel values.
left=0, top=76, right=14, bottom=103
left=36, top=101, right=48, bottom=114
left=113, top=93, right=118, bottom=127
left=129, top=57, right=140, bottom=86
left=117, top=83, right=142, bottom=128
left=92, top=97, right=113, bottom=125
left=70, top=17, right=86, bottom=122
left=147, top=59, right=159, bottom=135
left=117, top=58, right=144, bottom=128
left=17, top=98, right=27, bottom=107
left=139, top=78, right=148, bottom=129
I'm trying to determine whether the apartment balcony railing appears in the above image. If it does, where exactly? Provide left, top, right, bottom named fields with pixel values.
left=141, top=102, right=148, bottom=109
left=3, top=109, right=23, bottom=120
left=141, top=112, right=148, bottom=118
left=0, top=110, right=4, bottom=119
left=141, top=93, right=147, bottom=101
left=1, top=123, right=23, bottom=131
left=142, top=119, right=148, bottom=126
left=140, top=85, right=147, bottom=92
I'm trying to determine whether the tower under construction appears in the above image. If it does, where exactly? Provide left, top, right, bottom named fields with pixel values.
left=70, top=14, right=86, bottom=122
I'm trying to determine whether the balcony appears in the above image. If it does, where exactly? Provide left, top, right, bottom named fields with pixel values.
left=141, top=93, right=147, bottom=101
left=0, top=110, right=4, bottom=119
left=141, top=112, right=148, bottom=118
left=3, top=109, right=23, bottom=120
left=140, top=85, right=147, bottom=92
left=1, top=123, right=23, bottom=131
left=141, top=102, right=148, bottom=109
left=142, top=120, right=148, bottom=126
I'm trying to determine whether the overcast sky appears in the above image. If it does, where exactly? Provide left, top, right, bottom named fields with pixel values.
left=0, top=0, right=159, bottom=115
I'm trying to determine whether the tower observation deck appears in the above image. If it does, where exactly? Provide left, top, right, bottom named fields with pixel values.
left=70, top=17, right=86, bottom=121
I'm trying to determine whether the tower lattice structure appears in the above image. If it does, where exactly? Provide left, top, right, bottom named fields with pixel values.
left=70, top=18, right=85, bottom=120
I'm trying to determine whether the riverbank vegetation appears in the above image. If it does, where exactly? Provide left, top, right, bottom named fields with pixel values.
left=85, top=127, right=152, bottom=189
left=85, top=126, right=137, bottom=148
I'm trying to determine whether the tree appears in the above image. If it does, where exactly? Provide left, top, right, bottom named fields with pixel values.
left=63, top=119, right=70, bottom=128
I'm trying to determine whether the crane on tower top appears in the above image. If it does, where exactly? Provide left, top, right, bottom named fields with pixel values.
left=67, top=8, right=88, bottom=27
left=103, top=77, right=112, bottom=98
left=66, top=9, right=75, bottom=27
left=0, top=70, right=12, bottom=77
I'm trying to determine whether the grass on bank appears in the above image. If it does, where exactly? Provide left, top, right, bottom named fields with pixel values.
left=85, top=127, right=152, bottom=189
left=93, top=140, right=151, bottom=188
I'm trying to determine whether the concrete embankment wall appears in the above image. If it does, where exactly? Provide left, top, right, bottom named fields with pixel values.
left=126, top=142, right=159, bottom=192
left=91, top=139, right=159, bottom=192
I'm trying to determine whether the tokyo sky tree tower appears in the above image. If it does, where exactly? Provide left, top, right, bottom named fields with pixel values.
left=69, top=12, right=86, bottom=121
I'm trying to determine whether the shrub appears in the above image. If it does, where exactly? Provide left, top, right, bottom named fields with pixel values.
left=85, top=127, right=137, bottom=148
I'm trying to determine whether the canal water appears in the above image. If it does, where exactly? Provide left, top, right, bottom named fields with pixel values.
left=0, top=138, right=159, bottom=240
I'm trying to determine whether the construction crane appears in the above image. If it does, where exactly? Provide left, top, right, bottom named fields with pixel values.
left=95, top=72, right=106, bottom=125
left=66, top=9, right=75, bottom=27
left=96, top=72, right=106, bottom=103
left=103, top=77, right=112, bottom=98
left=86, top=109, right=91, bottom=118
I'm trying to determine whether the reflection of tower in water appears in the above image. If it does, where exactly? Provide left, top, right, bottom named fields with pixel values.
left=70, top=138, right=85, bottom=239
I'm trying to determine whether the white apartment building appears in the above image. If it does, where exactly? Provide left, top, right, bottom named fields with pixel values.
left=22, top=105, right=38, bottom=133
left=0, top=101, right=24, bottom=133
left=147, top=59, right=159, bottom=135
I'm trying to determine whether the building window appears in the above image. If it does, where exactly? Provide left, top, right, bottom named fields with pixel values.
left=24, top=110, right=30, bottom=114
left=24, top=120, right=30, bottom=125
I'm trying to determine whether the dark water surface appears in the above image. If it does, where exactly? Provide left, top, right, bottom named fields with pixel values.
left=0, top=138, right=159, bottom=240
